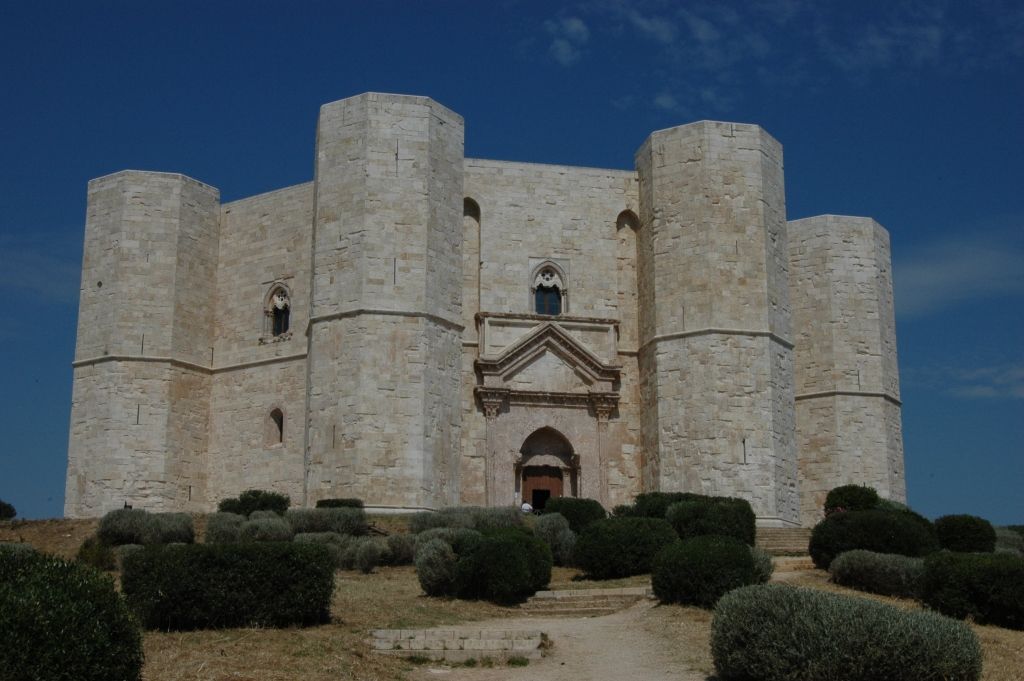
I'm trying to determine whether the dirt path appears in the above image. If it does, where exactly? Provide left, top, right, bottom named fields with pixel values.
left=408, top=600, right=709, bottom=681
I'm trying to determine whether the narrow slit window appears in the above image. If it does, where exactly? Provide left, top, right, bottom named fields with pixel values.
left=269, top=408, right=284, bottom=444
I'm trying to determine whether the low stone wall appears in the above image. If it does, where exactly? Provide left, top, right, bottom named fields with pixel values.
left=370, top=628, right=547, bottom=663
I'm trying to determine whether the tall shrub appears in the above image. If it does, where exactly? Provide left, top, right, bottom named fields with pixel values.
left=828, top=550, right=924, bottom=598
left=666, top=497, right=756, bottom=545
left=285, top=508, right=368, bottom=536
left=809, top=508, right=938, bottom=569
left=0, top=499, right=15, bottom=520
left=573, top=517, right=677, bottom=579
left=922, top=551, right=1024, bottom=630
left=533, top=512, right=576, bottom=566
left=454, top=530, right=550, bottom=604
left=542, top=497, right=606, bottom=533
left=0, top=548, right=143, bottom=681
left=712, top=584, right=982, bottom=681
left=824, top=485, right=880, bottom=514
left=122, top=543, right=334, bottom=630
left=934, top=515, right=997, bottom=553
left=632, top=492, right=700, bottom=518
left=205, top=512, right=245, bottom=544
left=652, top=536, right=757, bottom=607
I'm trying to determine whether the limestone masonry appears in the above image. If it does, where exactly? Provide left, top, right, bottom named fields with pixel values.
left=65, top=92, right=905, bottom=526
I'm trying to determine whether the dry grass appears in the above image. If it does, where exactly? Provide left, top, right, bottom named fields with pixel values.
left=547, top=566, right=651, bottom=590
left=0, top=518, right=98, bottom=559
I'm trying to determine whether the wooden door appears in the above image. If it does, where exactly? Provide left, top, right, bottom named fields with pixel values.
left=522, top=466, right=564, bottom=510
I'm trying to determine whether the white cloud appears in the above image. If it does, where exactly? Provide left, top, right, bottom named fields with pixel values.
left=0, top=237, right=80, bottom=306
left=909, top=363, right=1024, bottom=401
left=626, top=10, right=677, bottom=44
left=544, top=16, right=590, bottom=66
left=894, top=230, right=1024, bottom=318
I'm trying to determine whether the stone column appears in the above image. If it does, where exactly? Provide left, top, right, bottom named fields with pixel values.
left=592, top=395, right=616, bottom=507
left=478, top=389, right=506, bottom=506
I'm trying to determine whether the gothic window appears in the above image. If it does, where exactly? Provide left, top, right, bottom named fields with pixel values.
left=532, top=266, right=565, bottom=316
left=266, top=287, right=291, bottom=337
left=267, top=408, right=284, bottom=445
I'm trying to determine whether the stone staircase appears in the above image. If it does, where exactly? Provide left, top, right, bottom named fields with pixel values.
left=757, top=527, right=812, bottom=556
left=521, top=586, right=653, bottom=617
left=370, top=628, right=547, bottom=663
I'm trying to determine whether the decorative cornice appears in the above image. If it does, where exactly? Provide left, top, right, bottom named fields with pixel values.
left=476, top=322, right=621, bottom=384
left=309, top=308, right=463, bottom=332
left=474, top=386, right=620, bottom=413
left=477, top=311, right=619, bottom=327
left=72, top=353, right=307, bottom=374
left=795, top=389, right=902, bottom=406
left=639, top=327, right=795, bottom=352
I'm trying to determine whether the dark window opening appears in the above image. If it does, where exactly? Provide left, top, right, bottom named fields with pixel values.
left=272, top=305, right=290, bottom=336
left=270, top=408, right=284, bottom=444
left=535, top=285, right=561, bottom=315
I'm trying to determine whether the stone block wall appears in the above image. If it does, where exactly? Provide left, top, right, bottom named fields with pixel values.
left=635, top=121, right=799, bottom=525
left=789, top=215, right=905, bottom=525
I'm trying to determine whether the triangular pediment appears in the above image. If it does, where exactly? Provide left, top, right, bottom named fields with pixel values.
left=476, top=322, right=620, bottom=388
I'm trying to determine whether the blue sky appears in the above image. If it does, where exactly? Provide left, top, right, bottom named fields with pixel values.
left=1, top=1, right=1021, bottom=523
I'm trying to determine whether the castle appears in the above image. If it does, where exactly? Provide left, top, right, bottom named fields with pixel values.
left=65, top=93, right=905, bottom=527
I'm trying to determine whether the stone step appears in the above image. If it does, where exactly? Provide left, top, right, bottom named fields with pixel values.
left=520, top=586, right=651, bottom=616
left=370, top=628, right=547, bottom=663
left=523, top=607, right=620, bottom=617
left=522, top=596, right=640, bottom=610
left=756, top=528, right=812, bottom=555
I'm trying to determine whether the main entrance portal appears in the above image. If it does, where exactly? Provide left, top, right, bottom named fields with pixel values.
left=516, top=427, right=578, bottom=509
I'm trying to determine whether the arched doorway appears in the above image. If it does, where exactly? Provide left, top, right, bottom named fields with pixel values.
left=516, top=427, right=578, bottom=510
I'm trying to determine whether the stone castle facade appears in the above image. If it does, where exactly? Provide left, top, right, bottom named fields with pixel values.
left=65, top=92, right=905, bottom=526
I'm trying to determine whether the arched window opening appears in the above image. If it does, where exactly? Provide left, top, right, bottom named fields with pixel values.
left=266, top=288, right=291, bottom=337
left=532, top=266, right=565, bottom=316
left=268, top=408, right=284, bottom=445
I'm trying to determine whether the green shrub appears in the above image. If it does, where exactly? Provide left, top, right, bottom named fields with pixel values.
left=285, top=507, right=370, bottom=536
left=414, top=527, right=482, bottom=555
left=573, top=517, right=677, bottom=579
left=409, top=506, right=523, bottom=533
left=248, top=509, right=281, bottom=520
left=632, top=492, right=698, bottom=518
left=0, top=499, right=15, bottom=520
left=542, top=497, right=606, bottom=533
left=809, top=509, right=938, bottom=569
left=205, top=512, right=245, bottom=544
left=922, top=551, right=1024, bottom=630
left=415, top=539, right=458, bottom=596
left=315, top=498, right=364, bottom=508
left=355, top=537, right=389, bottom=574
left=934, top=515, right=997, bottom=553
left=829, top=550, right=924, bottom=598
left=0, top=542, right=34, bottom=554
left=97, top=509, right=194, bottom=545
left=666, top=496, right=756, bottom=545
left=824, top=484, right=880, bottom=514
left=294, top=532, right=352, bottom=568
left=115, top=544, right=144, bottom=570
left=533, top=513, right=576, bottom=566
left=1007, top=525, right=1024, bottom=538
left=652, top=536, right=757, bottom=607
left=0, top=548, right=143, bottom=681
left=750, top=546, right=774, bottom=583
left=239, top=517, right=294, bottom=542
left=76, top=535, right=116, bottom=571
left=995, top=527, right=1024, bottom=555
left=454, top=531, right=547, bottom=604
left=877, top=498, right=911, bottom=513
left=122, top=542, right=333, bottom=630
left=385, top=534, right=416, bottom=565
left=612, top=504, right=636, bottom=517
left=712, top=584, right=981, bottom=681
left=217, top=489, right=290, bottom=517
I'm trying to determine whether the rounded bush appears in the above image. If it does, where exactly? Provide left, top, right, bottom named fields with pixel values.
left=750, top=546, right=774, bottom=584
left=355, top=537, right=389, bottom=573
left=666, top=497, right=756, bottom=545
left=415, top=538, right=458, bottom=596
left=239, top=517, right=294, bottom=542
left=294, top=532, right=352, bottom=568
left=217, top=489, right=290, bottom=516
left=573, top=517, right=677, bottom=579
left=824, top=484, right=880, bottom=514
left=76, top=535, right=116, bottom=571
left=414, top=527, right=482, bottom=556
left=285, top=507, right=368, bottom=536
left=934, top=514, right=997, bottom=553
left=0, top=499, right=15, bottom=520
left=995, top=526, right=1024, bottom=555
left=712, top=584, right=982, bottom=681
left=922, top=551, right=1024, bottom=630
left=809, top=509, right=938, bottom=569
left=829, top=550, right=924, bottom=598
left=409, top=506, right=523, bottom=533
left=315, top=498, right=364, bottom=508
left=542, top=497, right=606, bottom=533
left=205, top=512, right=245, bottom=544
left=533, top=513, right=576, bottom=566
left=0, top=548, right=143, bottom=681
left=248, top=509, right=281, bottom=520
left=97, top=509, right=158, bottom=545
left=652, top=536, right=757, bottom=607
left=632, top=492, right=697, bottom=518
left=385, top=534, right=416, bottom=565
